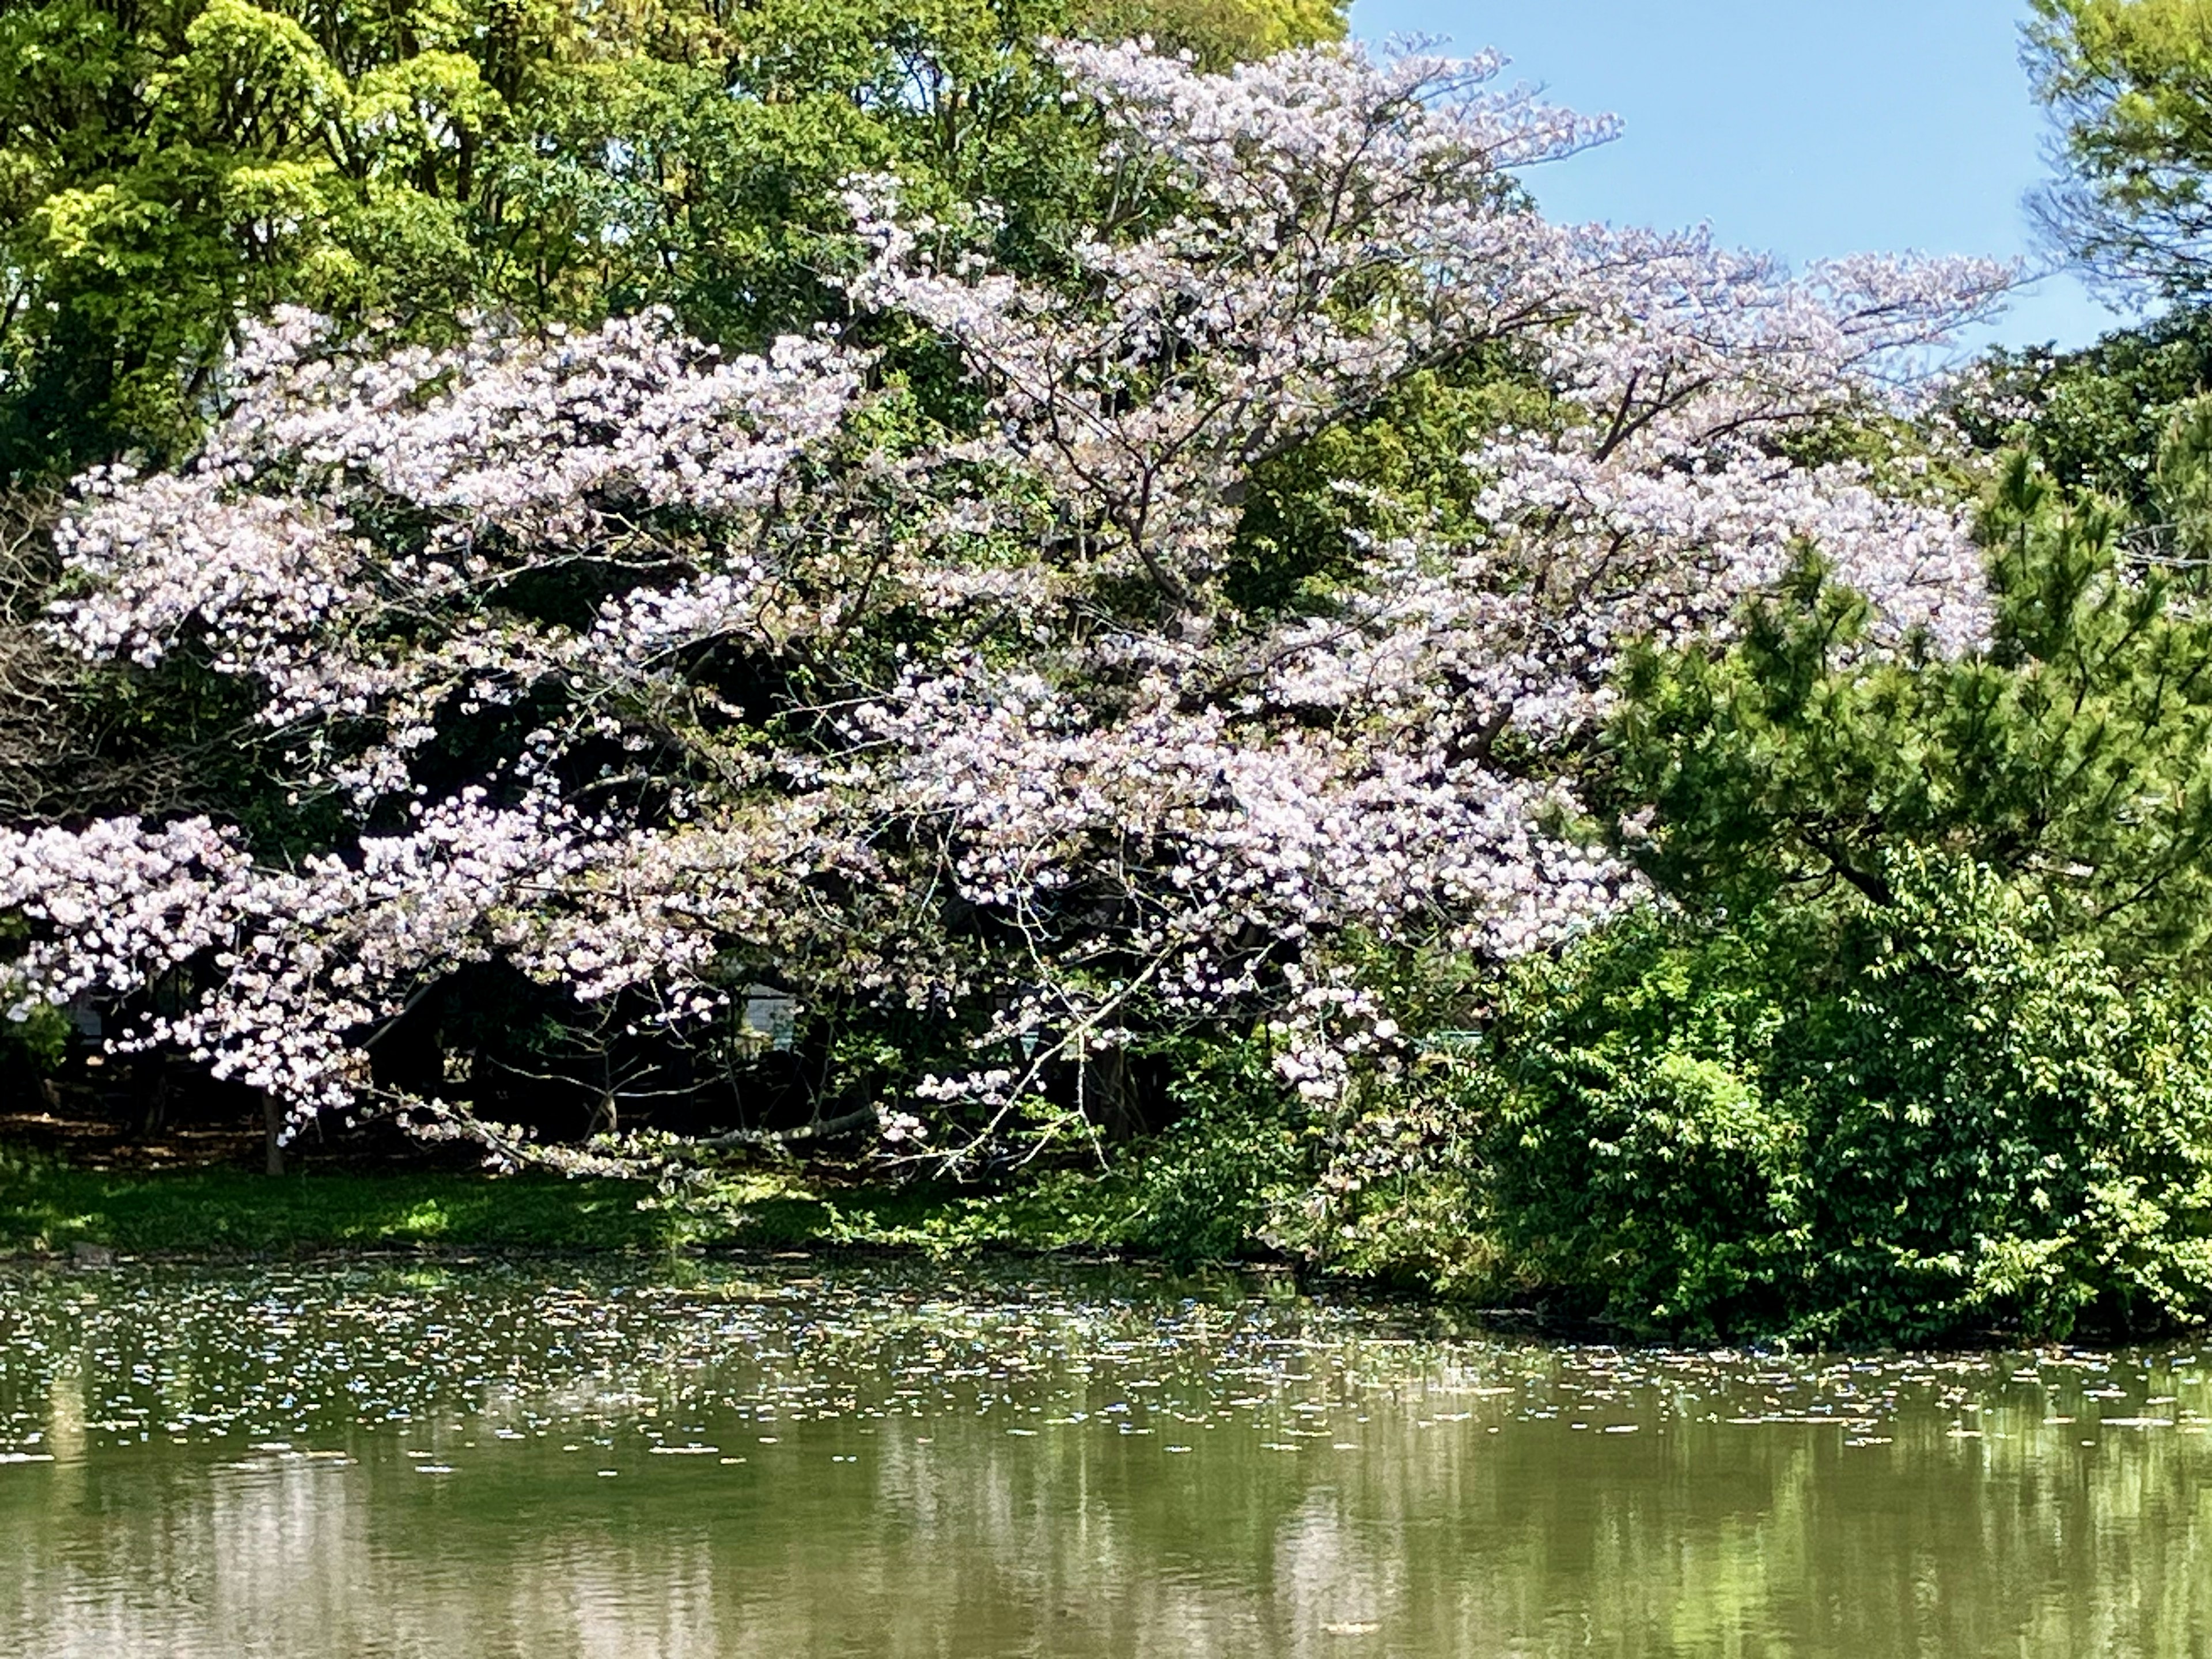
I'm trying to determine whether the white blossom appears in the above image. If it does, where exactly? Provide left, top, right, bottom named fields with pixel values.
left=5, top=41, right=2010, bottom=1154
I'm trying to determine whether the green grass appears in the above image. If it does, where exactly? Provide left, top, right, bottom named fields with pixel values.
left=0, top=1153, right=681, bottom=1256
left=0, top=1145, right=1147, bottom=1261
left=704, top=1166, right=1146, bottom=1255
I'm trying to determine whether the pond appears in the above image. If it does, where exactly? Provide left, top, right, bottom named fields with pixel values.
left=1, top=1257, right=2207, bottom=1658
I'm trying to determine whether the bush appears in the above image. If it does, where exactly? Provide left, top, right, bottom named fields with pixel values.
left=1480, top=907, right=1813, bottom=1338
left=1124, top=1040, right=1309, bottom=1268
left=1789, top=859, right=2212, bottom=1340
left=1471, top=857, right=2212, bottom=1342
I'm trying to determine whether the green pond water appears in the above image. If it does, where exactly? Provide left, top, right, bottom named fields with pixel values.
left=2, top=1259, right=2210, bottom=1658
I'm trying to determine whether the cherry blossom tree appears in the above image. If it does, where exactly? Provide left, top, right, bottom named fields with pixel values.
left=0, top=40, right=2010, bottom=1168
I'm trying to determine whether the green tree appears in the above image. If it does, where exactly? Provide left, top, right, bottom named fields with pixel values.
left=2027, top=0, right=2212, bottom=298
left=1, top=0, right=507, bottom=475
left=1951, top=306, right=2212, bottom=508
left=1606, top=444, right=2212, bottom=976
left=0, top=0, right=1345, bottom=480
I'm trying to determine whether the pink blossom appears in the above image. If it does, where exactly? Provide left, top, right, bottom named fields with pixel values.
left=6, top=41, right=2013, bottom=1160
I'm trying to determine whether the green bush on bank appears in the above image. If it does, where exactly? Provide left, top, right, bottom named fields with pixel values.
left=1389, top=857, right=2212, bottom=1344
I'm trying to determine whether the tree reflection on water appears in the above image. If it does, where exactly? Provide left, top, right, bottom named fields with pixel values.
left=0, top=1261, right=2205, bottom=1657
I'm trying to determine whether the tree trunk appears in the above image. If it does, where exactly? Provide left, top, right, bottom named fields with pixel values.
left=262, top=1092, right=286, bottom=1177
left=1081, top=1045, right=1147, bottom=1142
left=134, top=1055, right=171, bottom=1139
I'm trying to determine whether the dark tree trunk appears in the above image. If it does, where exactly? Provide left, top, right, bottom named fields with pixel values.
left=262, top=1091, right=286, bottom=1177
left=1081, top=1046, right=1148, bottom=1142
left=132, top=1054, right=171, bottom=1139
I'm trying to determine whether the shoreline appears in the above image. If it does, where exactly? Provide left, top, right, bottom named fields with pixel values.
left=2, top=1146, right=2186, bottom=1351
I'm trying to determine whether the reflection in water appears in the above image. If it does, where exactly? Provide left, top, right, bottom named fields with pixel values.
left=1, top=1260, right=2209, bottom=1657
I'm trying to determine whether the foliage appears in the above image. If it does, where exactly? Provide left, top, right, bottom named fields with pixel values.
left=1470, top=861, right=2212, bottom=1343
left=1608, top=447, right=2212, bottom=975
left=2026, top=0, right=2212, bottom=300
left=1122, top=1036, right=1305, bottom=1267
left=1477, top=906, right=1810, bottom=1338
left=1946, top=305, right=2212, bottom=507
left=1560, top=378, right=2212, bottom=1339
left=0, top=0, right=1346, bottom=482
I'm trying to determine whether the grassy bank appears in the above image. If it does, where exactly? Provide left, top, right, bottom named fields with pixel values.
left=0, top=1146, right=1150, bottom=1262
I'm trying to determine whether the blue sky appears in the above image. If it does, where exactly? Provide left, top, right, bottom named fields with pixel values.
left=1347, top=0, right=2127, bottom=351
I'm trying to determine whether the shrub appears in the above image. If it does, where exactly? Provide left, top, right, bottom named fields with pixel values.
left=1480, top=907, right=1813, bottom=1339
left=1471, top=856, right=2212, bottom=1342
left=1124, top=1040, right=1309, bottom=1268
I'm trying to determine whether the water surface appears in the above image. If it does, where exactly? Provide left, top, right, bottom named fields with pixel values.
left=2, top=1257, right=2208, bottom=1657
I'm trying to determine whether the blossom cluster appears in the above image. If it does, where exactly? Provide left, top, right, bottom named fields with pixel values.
left=1, top=41, right=2010, bottom=1161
